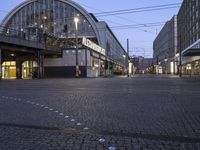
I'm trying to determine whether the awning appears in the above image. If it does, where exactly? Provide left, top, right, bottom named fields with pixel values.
left=182, top=48, right=200, bottom=56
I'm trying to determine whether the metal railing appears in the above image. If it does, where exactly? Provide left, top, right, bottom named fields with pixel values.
left=0, top=25, right=61, bottom=53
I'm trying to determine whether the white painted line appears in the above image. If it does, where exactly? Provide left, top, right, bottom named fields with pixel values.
left=54, top=110, right=59, bottom=113
left=71, top=119, right=75, bottom=122
left=40, top=105, right=44, bottom=107
left=59, top=113, right=64, bottom=116
left=65, top=116, right=69, bottom=118
left=36, top=103, right=40, bottom=106
left=49, top=108, right=53, bottom=111
left=108, top=147, right=116, bottom=150
left=99, top=138, right=105, bottom=143
left=45, top=106, right=48, bottom=109
left=83, top=127, right=89, bottom=130
left=76, top=123, right=81, bottom=126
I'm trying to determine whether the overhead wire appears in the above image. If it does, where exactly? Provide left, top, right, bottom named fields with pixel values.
left=95, top=6, right=180, bottom=17
left=94, top=3, right=181, bottom=15
left=77, top=2, right=156, bottom=34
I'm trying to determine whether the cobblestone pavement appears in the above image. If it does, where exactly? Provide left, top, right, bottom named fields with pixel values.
left=0, top=75, right=200, bottom=149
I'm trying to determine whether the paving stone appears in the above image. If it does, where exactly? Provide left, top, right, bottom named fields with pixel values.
left=0, top=76, right=200, bottom=149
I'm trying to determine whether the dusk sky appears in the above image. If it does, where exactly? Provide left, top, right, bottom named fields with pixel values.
left=0, top=0, right=183, bottom=57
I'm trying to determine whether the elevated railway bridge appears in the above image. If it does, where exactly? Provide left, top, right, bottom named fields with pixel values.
left=0, top=26, right=64, bottom=79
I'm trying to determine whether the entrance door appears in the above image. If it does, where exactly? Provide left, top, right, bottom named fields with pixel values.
left=22, top=61, right=37, bottom=79
left=2, top=61, right=17, bottom=79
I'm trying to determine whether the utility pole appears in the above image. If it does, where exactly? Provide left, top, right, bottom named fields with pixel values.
left=127, top=39, right=129, bottom=57
left=74, top=17, right=79, bottom=77
left=127, top=39, right=129, bottom=76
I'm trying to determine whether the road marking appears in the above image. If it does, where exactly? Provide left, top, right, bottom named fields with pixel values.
left=1, top=96, right=91, bottom=136
left=99, top=138, right=105, bottom=143
left=76, top=123, right=81, bottom=126
left=108, top=146, right=116, bottom=150
left=83, top=127, right=89, bottom=130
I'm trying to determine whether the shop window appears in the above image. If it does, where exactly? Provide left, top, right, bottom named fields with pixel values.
left=2, top=61, right=17, bottom=79
left=22, top=61, right=38, bottom=79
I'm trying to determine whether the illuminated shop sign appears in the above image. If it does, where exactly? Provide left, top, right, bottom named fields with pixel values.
left=82, top=37, right=106, bottom=56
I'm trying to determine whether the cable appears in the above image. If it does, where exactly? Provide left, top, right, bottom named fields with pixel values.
left=111, top=21, right=166, bottom=29
left=0, top=10, right=9, bottom=13
left=95, top=6, right=180, bottom=17
left=78, top=2, right=157, bottom=34
left=94, top=3, right=181, bottom=15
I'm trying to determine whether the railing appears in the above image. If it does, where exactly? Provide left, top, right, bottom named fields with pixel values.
left=0, top=25, right=61, bottom=53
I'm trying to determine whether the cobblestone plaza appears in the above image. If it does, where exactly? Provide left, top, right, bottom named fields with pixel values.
left=0, top=76, right=200, bottom=149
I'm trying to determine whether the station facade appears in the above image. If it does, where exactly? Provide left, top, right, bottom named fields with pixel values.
left=0, top=0, right=128, bottom=79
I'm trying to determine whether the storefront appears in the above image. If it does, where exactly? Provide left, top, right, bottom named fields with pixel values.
left=82, top=37, right=106, bottom=77
left=1, top=60, right=38, bottom=79
left=22, top=61, right=37, bottom=79
left=2, top=61, right=16, bottom=79
left=182, top=60, right=200, bottom=75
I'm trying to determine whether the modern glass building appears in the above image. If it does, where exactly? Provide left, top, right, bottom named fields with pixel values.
left=0, top=0, right=128, bottom=79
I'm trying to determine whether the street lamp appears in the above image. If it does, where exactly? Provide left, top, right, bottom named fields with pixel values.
left=74, top=17, right=79, bottom=77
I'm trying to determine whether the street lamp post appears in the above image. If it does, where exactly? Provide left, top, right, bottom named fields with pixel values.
left=74, top=17, right=79, bottom=77
left=123, top=54, right=126, bottom=75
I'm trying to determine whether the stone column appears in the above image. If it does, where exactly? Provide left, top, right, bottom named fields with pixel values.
left=37, top=51, right=44, bottom=78
left=85, top=49, right=87, bottom=77
left=16, top=58, right=22, bottom=79
left=98, top=58, right=100, bottom=77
